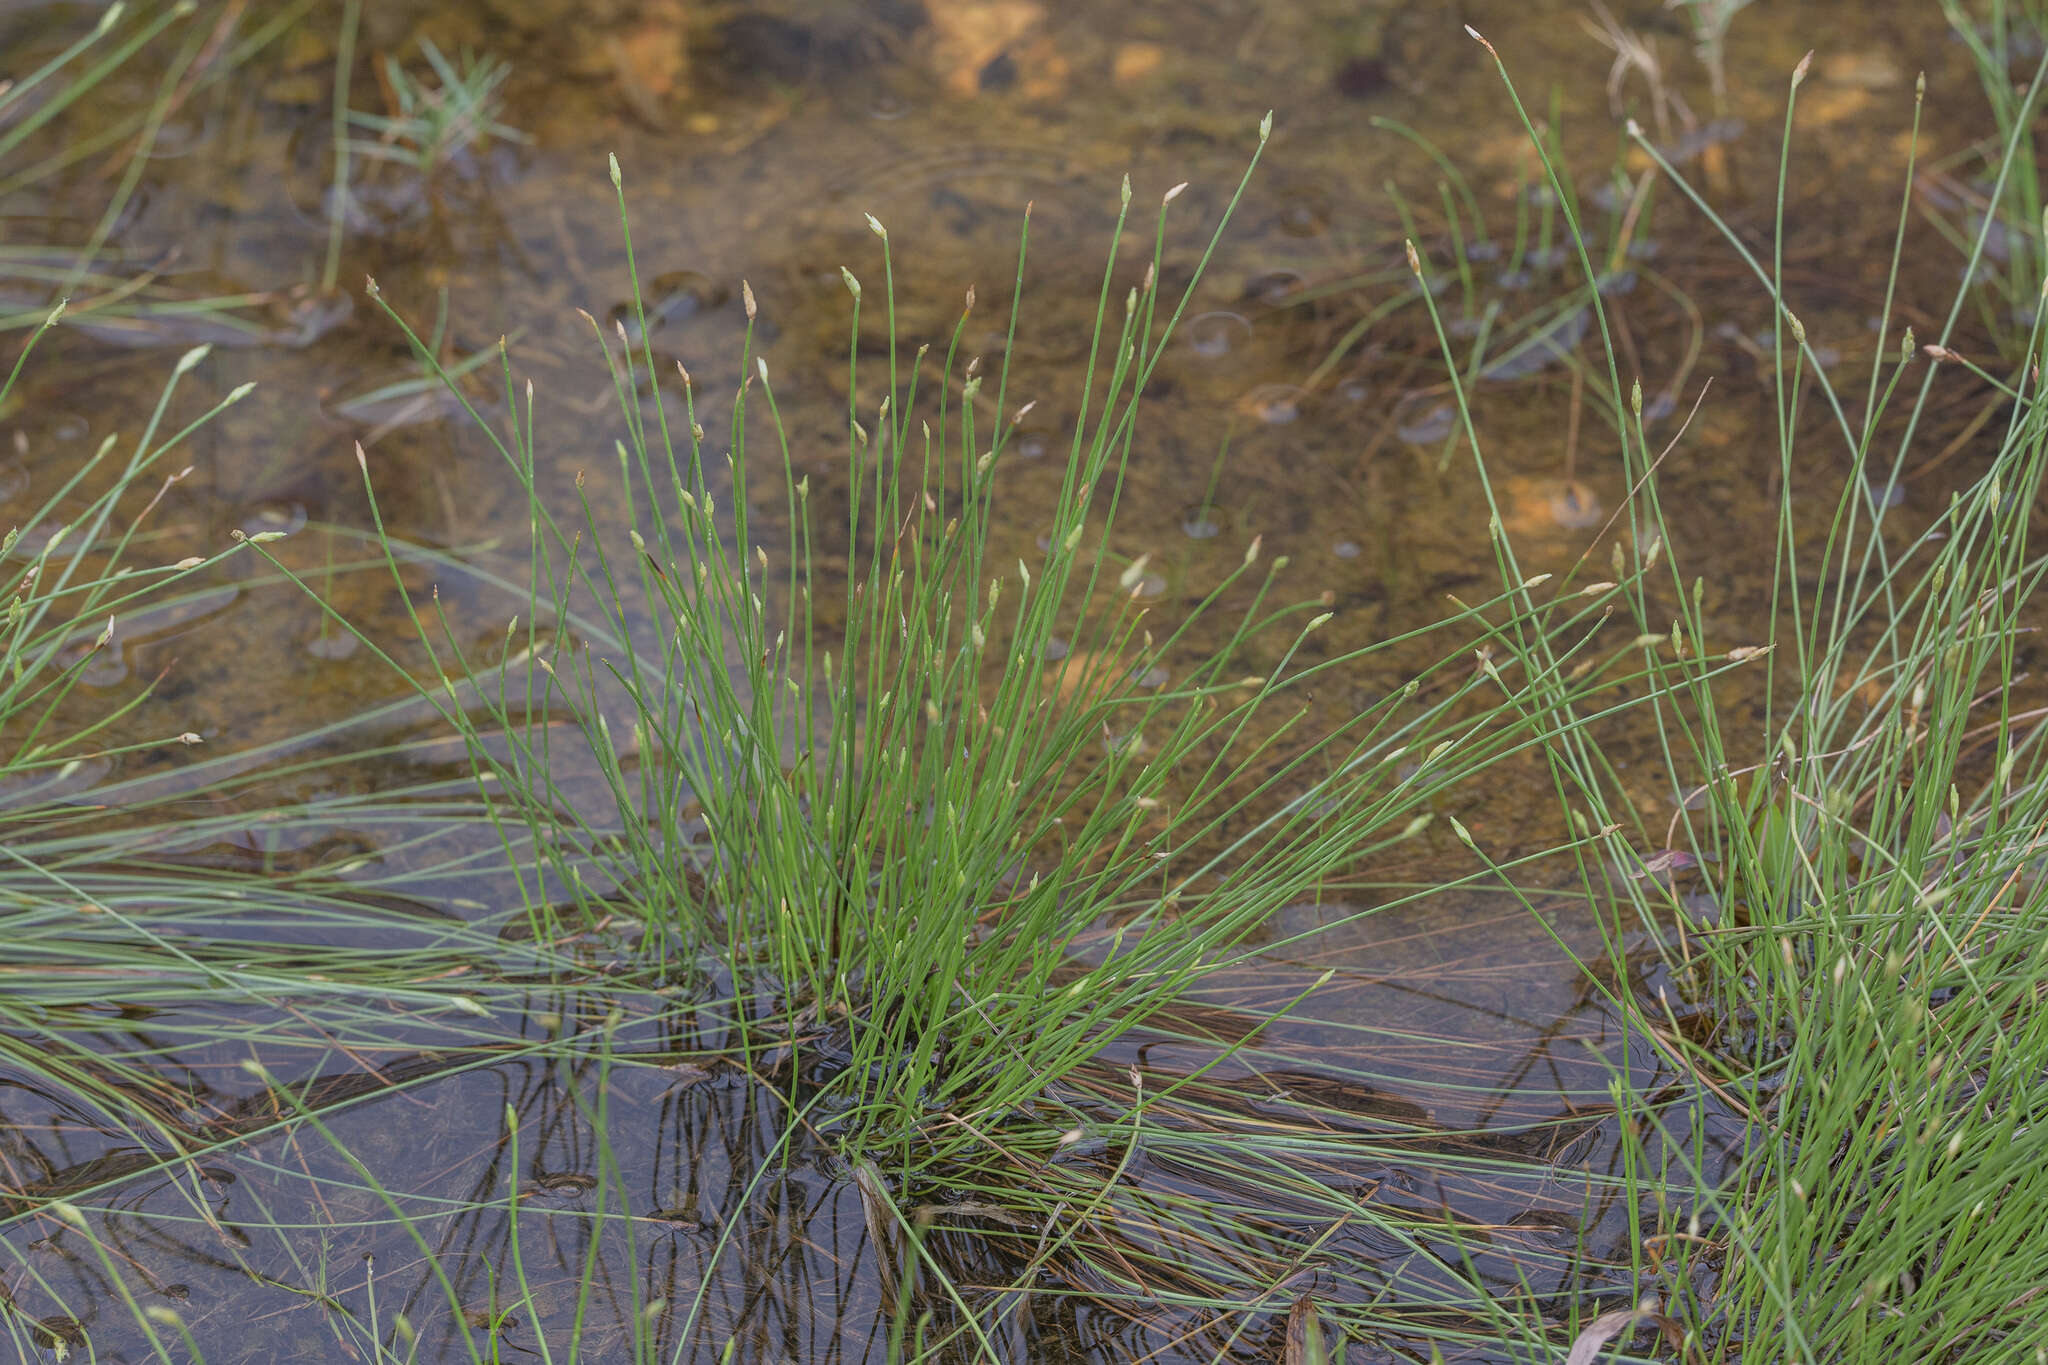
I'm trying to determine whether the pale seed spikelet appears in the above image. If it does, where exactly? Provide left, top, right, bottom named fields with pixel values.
left=841, top=267, right=861, bottom=299
left=742, top=279, right=756, bottom=319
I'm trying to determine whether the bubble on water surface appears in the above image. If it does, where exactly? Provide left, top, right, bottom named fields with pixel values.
left=1238, top=383, right=1303, bottom=426
left=305, top=632, right=361, bottom=661
left=240, top=502, right=308, bottom=539
left=1242, top=269, right=1306, bottom=306
left=1276, top=195, right=1330, bottom=238
left=1395, top=401, right=1456, bottom=445
left=1547, top=480, right=1603, bottom=529
left=1186, top=311, right=1250, bottom=359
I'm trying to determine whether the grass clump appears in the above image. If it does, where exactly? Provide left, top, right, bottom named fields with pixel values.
left=235, top=114, right=1678, bottom=1355
left=1438, top=28, right=2048, bottom=1363
left=345, top=37, right=528, bottom=179
left=1928, top=0, right=2048, bottom=362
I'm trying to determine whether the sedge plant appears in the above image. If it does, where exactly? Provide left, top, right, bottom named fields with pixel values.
left=229, top=113, right=1695, bottom=1357
left=1430, top=26, right=2048, bottom=1363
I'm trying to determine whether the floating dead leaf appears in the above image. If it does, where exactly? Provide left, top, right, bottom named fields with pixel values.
left=1565, top=1298, right=1672, bottom=1365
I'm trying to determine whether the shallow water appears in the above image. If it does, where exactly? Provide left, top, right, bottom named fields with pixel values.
left=0, top=0, right=2032, bottom=1359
